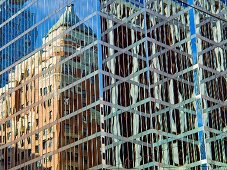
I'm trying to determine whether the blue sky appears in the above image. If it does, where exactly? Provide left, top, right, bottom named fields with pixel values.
left=25, top=0, right=99, bottom=47
left=25, top=0, right=147, bottom=48
left=24, top=0, right=226, bottom=47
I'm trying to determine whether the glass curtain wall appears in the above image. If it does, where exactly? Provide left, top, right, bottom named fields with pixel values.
left=0, top=0, right=226, bottom=169
left=100, top=0, right=226, bottom=169
left=0, top=0, right=101, bottom=169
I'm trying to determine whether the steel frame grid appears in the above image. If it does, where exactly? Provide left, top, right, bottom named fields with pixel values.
left=98, top=0, right=227, bottom=169
left=0, top=0, right=225, bottom=169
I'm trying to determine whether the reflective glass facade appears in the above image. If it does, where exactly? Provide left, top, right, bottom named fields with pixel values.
left=0, top=0, right=226, bottom=169
left=0, top=0, right=37, bottom=86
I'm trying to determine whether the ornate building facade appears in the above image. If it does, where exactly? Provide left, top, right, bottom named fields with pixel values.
left=0, top=4, right=101, bottom=169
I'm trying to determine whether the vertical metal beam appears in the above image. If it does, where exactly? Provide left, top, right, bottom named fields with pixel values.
left=96, top=0, right=106, bottom=167
left=97, top=0, right=104, bottom=100
left=188, top=0, right=208, bottom=169
left=143, top=1, right=154, bottom=167
left=144, top=0, right=150, bottom=83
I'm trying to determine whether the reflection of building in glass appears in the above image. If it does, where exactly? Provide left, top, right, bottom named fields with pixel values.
left=0, top=5, right=101, bottom=170
left=100, top=0, right=226, bottom=169
left=0, top=0, right=226, bottom=170
left=0, top=0, right=37, bottom=87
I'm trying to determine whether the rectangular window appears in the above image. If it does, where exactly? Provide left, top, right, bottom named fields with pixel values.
left=90, top=76, right=95, bottom=84
left=82, top=90, right=86, bottom=98
left=75, top=153, right=78, bottom=159
left=49, top=85, right=52, bottom=92
left=49, top=139, right=52, bottom=147
left=69, top=65, right=72, bottom=74
left=26, top=84, right=29, bottom=91
left=43, top=87, right=48, bottom=95
left=65, top=124, right=70, bottom=133
left=49, top=155, right=52, bottom=162
left=64, top=64, right=68, bottom=74
left=27, top=69, right=30, bottom=76
left=35, top=146, right=39, bottom=153
left=48, top=99, right=52, bottom=107
left=84, top=144, right=87, bottom=151
left=35, top=133, right=39, bottom=140
left=7, top=120, right=12, bottom=128
left=43, top=140, right=47, bottom=149
left=27, top=137, right=31, bottom=144
left=21, top=152, right=24, bottom=159
left=28, top=122, right=31, bottom=129
left=42, top=67, right=46, bottom=77
left=92, top=96, right=96, bottom=102
left=49, top=111, right=52, bottom=119
left=7, top=132, right=12, bottom=140
left=83, top=128, right=87, bottom=136
left=28, top=149, right=31, bottom=157
left=48, top=64, right=53, bottom=74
